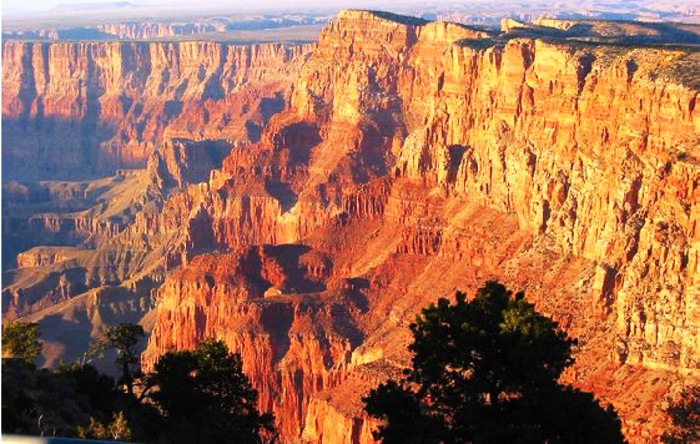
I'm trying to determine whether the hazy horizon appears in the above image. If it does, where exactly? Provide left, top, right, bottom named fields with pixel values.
left=3, top=0, right=699, bottom=34
left=6, top=0, right=697, bottom=16
left=3, top=0, right=460, bottom=15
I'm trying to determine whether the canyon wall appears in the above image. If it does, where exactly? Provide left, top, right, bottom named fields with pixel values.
left=286, top=8, right=699, bottom=378
left=1, top=39, right=312, bottom=179
left=140, top=10, right=699, bottom=443
left=95, top=22, right=224, bottom=40
left=1, top=36, right=312, bottom=304
left=3, top=9, right=699, bottom=444
left=1, top=38, right=312, bottom=367
left=3, top=17, right=327, bottom=41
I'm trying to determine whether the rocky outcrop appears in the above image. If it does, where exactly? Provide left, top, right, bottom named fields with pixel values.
left=142, top=11, right=698, bottom=442
left=1, top=38, right=310, bottom=320
left=4, top=9, right=699, bottom=443
left=96, top=22, right=223, bottom=40
left=1, top=40, right=311, bottom=180
left=3, top=16, right=328, bottom=41
left=143, top=247, right=360, bottom=439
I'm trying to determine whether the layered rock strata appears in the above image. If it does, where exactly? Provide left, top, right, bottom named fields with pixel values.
left=3, top=9, right=699, bottom=443
left=141, top=10, right=698, bottom=443
left=2, top=40, right=312, bottom=180
left=1, top=39, right=311, bottom=366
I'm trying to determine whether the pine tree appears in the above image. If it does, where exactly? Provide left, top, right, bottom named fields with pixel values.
left=364, top=281, right=625, bottom=443
left=91, top=323, right=145, bottom=395
left=145, top=338, right=275, bottom=444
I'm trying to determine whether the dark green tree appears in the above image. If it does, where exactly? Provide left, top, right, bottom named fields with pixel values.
left=2, top=358, right=39, bottom=434
left=364, top=281, right=625, bottom=443
left=2, top=321, right=42, bottom=364
left=1, top=360, right=120, bottom=437
left=91, top=323, right=145, bottom=395
left=2, top=322, right=158, bottom=441
left=146, top=338, right=275, bottom=444
left=662, top=385, right=699, bottom=443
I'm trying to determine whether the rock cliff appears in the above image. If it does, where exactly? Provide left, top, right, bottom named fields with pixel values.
left=139, top=10, right=699, bottom=443
left=2, top=40, right=311, bottom=180
left=3, top=9, right=699, bottom=443
left=1, top=38, right=311, bottom=371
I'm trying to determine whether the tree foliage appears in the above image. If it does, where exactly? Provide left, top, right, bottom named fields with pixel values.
left=145, top=338, right=275, bottom=444
left=2, top=324, right=274, bottom=444
left=77, top=411, right=132, bottom=441
left=364, top=281, right=625, bottom=443
left=1, top=360, right=121, bottom=437
left=662, top=385, right=699, bottom=443
left=2, top=321, right=42, bottom=364
left=3, top=322, right=274, bottom=443
left=91, top=323, right=146, bottom=395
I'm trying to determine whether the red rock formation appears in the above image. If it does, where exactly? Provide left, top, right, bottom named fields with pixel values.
left=142, top=11, right=698, bottom=442
left=1, top=39, right=311, bottom=322
left=1, top=40, right=311, bottom=179
left=143, top=247, right=359, bottom=438
left=4, top=9, right=699, bottom=444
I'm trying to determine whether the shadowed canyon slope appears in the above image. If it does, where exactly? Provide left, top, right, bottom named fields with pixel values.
left=3, top=9, right=699, bottom=443
left=2, top=38, right=312, bottom=366
left=2, top=40, right=312, bottom=180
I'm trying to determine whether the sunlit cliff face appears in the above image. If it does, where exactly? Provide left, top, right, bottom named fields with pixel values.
left=3, top=9, right=699, bottom=443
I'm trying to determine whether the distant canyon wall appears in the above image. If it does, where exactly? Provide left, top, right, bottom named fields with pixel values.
left=1, top=40, right=312, bottom=180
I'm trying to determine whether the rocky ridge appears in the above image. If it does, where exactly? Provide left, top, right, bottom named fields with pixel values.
left=141, top=10, right=699, bottom=443
left=2, top=9, right=699, bottom=443
left=2, top=39, right=312, bottom=180
left=1, top=39, right=312, bottom=365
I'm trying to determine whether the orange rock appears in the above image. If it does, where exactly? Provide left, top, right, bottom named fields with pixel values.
left=4, top=9, right=699, bottom=444
left=141, top=12, right=698, bottom=442
left=1, top=40, right=311, bottom=179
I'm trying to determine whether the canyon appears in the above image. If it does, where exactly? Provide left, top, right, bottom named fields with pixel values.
left=2, top=17, right=327, bottom=42
left=3, top=9, right=699, bottom=443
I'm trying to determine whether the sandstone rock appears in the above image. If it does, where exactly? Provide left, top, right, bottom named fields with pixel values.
left=4, top=9, right=699, bottom=443
left=139, top=11, right=698, bottom=441
left=1, top=40, right=311, bottom=180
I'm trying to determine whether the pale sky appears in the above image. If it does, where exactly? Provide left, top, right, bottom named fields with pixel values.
left=3, top=0, right=695, bottom=20
left=2, top=0, right=453, bottom=14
